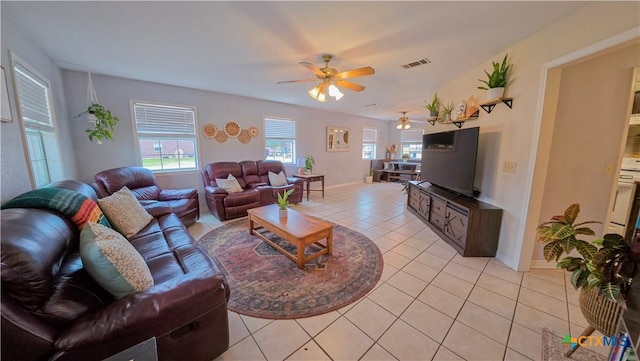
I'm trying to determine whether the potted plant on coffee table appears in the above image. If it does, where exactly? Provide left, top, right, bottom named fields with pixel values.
left=537, top=203, right=637, bottom=355
left=277, top=189, right=294, bottom=218
left=477, top=53, right=512, bottom=100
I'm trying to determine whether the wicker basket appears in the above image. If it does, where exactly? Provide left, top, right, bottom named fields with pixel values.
left=579, top=287, right=624, bottom=337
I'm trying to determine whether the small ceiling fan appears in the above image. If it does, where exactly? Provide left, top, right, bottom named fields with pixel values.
left=277, top=54, right=375, bottom=102
left=396, top=111, right=422, bottom=130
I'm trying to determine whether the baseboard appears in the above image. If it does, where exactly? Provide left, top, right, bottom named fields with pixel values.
left=530, top=260, right=557, bottom=269
left=325, top=181, right=365, bottom=189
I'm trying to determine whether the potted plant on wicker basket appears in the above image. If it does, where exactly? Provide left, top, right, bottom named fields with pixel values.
left=537, top=203, right=637, bottom=355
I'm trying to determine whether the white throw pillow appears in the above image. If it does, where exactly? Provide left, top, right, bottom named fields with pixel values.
left=268, top=171, right=287, bottom=187
left=216, top=173, right=243, bottom=193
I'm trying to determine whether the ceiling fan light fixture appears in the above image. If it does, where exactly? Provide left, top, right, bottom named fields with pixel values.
left=328, top=84, right=344, bottom=101
left=316, top=89, right=327, bottom=102
left=405, top=123, right=411, bottom=129
left=308, top=86, right=320, bottom=99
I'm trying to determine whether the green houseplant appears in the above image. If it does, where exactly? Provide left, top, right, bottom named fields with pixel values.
left=538, top=203, right=637, bottom=354
left=276, top=189, right=294, bottom=218
left=79, top=103, right=120, bottom=143
left=537, top=203, right=636, bottom=301
left=304, top=154, right=315, bottom=174
left=441, top=102, right=454, bottom=122
left=477, top=53, right=512, bottom=99
left=424, top=92, right=440, bottom=117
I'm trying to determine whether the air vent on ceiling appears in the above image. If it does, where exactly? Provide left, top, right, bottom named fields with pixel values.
left=402, top=58, right=432, bottom=69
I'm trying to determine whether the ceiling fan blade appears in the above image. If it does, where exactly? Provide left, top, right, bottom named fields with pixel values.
left=337, top=66, right=375, bottom=79
left=276, top=78, right=317, bottom=84
left=334, top=79, right=365, bottom=92
left=300, top=62, right=325, bottom=76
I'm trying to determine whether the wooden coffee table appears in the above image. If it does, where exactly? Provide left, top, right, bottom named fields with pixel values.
left=247, top=204, right=333, bottom=269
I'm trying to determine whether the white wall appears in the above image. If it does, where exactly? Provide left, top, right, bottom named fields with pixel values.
left=61, top=70, right=389, bottom=209
left=1, top=9, right=77, bottom=203
left=415, top=2, right=640, bottom=270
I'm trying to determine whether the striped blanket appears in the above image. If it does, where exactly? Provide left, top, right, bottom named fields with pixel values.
left=2, top=187, right=111, bottom=230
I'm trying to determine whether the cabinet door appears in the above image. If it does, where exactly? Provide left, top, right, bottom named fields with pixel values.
left=444, top=207, right=468, bottom=247
left=418, top=191, right=430, bottom=219
left=408, top=186, right=420, bottom=211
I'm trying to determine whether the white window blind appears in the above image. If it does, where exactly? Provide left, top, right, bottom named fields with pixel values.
left=14, top=62, right=53, bottom=128
left=134, top=103, right=196, bottom=136
left=132, top=101, right=199, bottom=172
left=265, top=118, right=295, bottom=138
left=363, top=127, right=377, bottom=142
left=401, top=129, right=424, bottom=142
left=264, top=118, right=296, bottom=163
left=12, top=53, right=63, bottom=187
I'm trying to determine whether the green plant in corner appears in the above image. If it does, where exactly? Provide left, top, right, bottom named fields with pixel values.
left=477, top=53, right=512, bottom=90
left=276, top=189, right=294, bottom=210
left=537, top=203, right=636, bottom=301
left=304, top=154, right=315, bottom=173
left=402, top=153, right=410, bottom=160
left=78, top=103, right=120, bottom=143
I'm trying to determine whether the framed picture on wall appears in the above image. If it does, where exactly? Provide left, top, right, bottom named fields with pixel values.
left=327, top=126, right=349, bottom=152
left=1, top=66, right=12, bottom=122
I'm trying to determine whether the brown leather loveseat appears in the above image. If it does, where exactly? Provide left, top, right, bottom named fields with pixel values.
left=1, top=180, right=230, bottom=361
left=202, top=160, right=304, bottom=220
left=93, top=166, right=199, bottom=227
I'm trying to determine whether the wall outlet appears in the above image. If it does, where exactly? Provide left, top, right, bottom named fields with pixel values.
left=503, top=161, right=517, bottom=173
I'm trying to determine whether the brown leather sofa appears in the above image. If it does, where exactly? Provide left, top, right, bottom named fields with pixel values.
left=1, top=180, right=230, bottom=361
left=202, top=160, right=304, bottom=220
left=93, top=166, right=199, bottom=227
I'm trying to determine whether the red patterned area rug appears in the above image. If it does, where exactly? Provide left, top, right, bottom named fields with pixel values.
left=198, top=218, right=384, bottom=319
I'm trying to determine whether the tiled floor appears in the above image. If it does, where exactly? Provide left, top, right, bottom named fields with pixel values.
left=188, top=182, right=609, bottom=361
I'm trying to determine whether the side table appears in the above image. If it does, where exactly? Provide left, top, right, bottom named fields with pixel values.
left=292, top=174, right=325, bottom=201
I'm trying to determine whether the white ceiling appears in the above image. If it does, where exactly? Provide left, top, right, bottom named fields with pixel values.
left=2, top=1, right=588, bottom=122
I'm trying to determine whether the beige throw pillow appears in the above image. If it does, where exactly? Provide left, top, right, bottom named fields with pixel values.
left=97, top=186, right=153, bottom=238
left=268, top=171, right=287, bottom=187
left=216, top=173, right=243, bottom=193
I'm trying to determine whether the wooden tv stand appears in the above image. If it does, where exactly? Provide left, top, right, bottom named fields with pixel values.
left=406, top=181, right=502, bottom=257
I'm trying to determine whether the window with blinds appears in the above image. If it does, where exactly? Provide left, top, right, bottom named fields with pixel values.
left=12, top=53, right=63, bottom=187
left=264, top=117, right=295, bottom=163
left=362, top=127, right=377, bottom=159
left=132, top=101, right=198, bottom=172
left=401, top=129, right=424, bottom=160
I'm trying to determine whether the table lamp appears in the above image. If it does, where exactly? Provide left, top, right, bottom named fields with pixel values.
left=296, top=158, right=306, bottom=175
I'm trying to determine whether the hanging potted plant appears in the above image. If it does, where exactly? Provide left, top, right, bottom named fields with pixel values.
left=477, top=53, right=512, bottom=100
left=537, top=203, right=637, bottom=354
left=424, top=92, right=440, bottom=118
left=78, top=103, right=120, bottom=144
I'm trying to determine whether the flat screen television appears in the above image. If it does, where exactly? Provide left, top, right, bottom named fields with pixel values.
left=421, top=127, right=479, bottom=197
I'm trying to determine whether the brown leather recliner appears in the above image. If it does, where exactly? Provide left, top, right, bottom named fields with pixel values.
left=1, top=180, right=230, bottom=361
left=201, top=162, right=262, bottom=221
left=201, top=160, right=304, bottom=221
left=256, top=160, right=304, bottom=204
left=93, top=166, right=199, bottom=227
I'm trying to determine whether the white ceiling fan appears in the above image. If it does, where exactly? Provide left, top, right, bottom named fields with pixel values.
left=396, top=111, right=422, bottom=130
